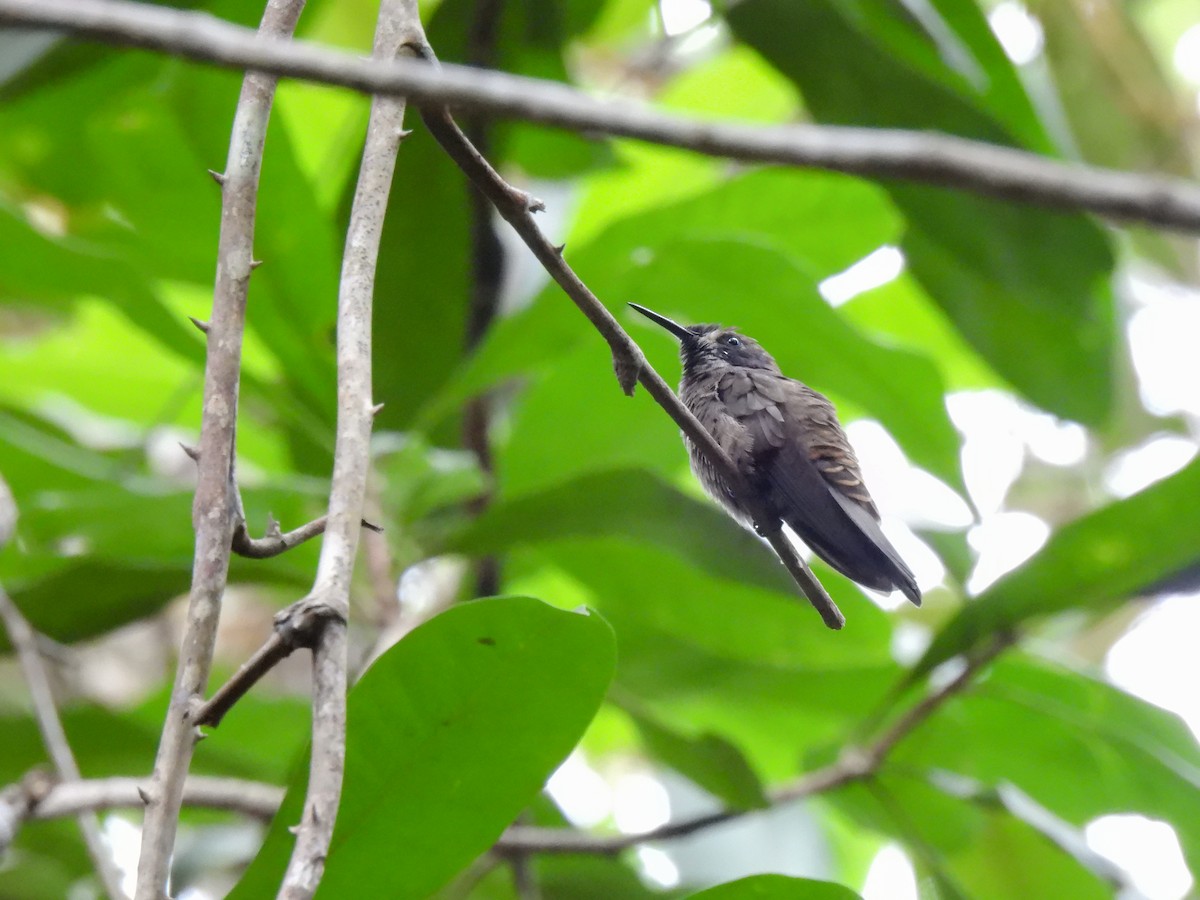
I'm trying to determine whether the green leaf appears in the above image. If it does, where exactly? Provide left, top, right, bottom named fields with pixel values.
left=685, top=874, right=863, bottom=899
left=2, top=560, right=187, bottom=650
left=727, top=0, right=1117, bottom=426
left=914, top=458, right=1200, bottom=677
left=893, top=656, right=1200, bottom=875
left=826, top=772, right=1110, bottom=900
left=607, top=611, right=899, bottom=781
left=453, top=468, right=793, bottom=593
left=230, top=597, right=616, bottom=900
left=624, top=703, right=768, bottom=809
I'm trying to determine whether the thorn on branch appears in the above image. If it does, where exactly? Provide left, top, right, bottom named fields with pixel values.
left=179, top=442, right=200, bottom=463
left=207, top=169, right=226, bottom=186
left=397, top=128, right=413, bottom=141
left=188, top=316, right=210, bottom=334
left=370, top=402, right=385, bottom=417
left=137, top=787, right=151, bottom=806
left=249, top=258, right=264, bottom=270
left=553, top=242, right=565, bottom=255
left=361, top=519, right=384, bottom=534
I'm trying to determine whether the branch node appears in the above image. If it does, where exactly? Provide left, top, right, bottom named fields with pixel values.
left=188, top=316, right=210, bottom=334
left=273, top=595, right=347, bottom=652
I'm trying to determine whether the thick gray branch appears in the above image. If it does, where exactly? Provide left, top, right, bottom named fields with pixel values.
left=133, top=2, right=306, bottom=898
left=275, top=2, right=418, bottom=896
left=2, top=0, right=1200, bottom=231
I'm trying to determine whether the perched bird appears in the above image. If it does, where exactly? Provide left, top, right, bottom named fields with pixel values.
left=630, top=303, right=921, bottom=607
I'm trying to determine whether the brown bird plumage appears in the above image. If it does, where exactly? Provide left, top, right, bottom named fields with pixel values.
left=631, top=303, right=921, bottom=607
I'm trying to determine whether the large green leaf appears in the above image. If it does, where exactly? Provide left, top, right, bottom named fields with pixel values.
left=727, top=0, right=1117, bottom=426
left=229, top=597, right=616, bottom=899
left=685, top=874, right=863, bottom=899
left=914, top=457, right=1200, bottom=677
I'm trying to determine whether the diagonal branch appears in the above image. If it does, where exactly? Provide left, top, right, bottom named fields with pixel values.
left=409, top=49, right=844, bottom=628
left=3, top=0, right=1200, bottom=232
left=0, top=584, right=128, bottom=899
left=134, top=3, right=306, bottom=897
left=496, top=635, right=1012, bottom=855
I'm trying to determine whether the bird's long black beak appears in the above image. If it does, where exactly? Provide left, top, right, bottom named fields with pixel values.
left=628, top=303, right=693, bottom=342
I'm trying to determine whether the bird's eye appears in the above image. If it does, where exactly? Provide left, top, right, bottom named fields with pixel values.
left=724, top=336, right=740, bottom=347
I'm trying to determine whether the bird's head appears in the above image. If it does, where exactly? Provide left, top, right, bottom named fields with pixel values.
left=628, top=303, right=780, bottom=376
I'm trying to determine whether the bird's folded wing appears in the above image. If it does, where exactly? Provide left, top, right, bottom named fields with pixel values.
left=734, top=374, right=921, bottom=605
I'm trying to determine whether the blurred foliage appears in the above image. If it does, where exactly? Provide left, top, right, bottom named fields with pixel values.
left=1, top=0, right=1199, bottom=898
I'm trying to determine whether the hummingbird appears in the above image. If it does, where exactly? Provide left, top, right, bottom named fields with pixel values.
left=629, top=303, right=921, bottom=607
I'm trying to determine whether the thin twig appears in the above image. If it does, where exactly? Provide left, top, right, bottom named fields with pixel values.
left=27, top=775, right=283, bottom=822
left=232, top=515, right=329, bottom=558
left=134, top=3, right=306, bottom=897
left=191, top=592, right=345, bottom=730
left=192, top=633, right=289, bottom=728
left=496, top=636, right=1011, bottom=855
left=3, top=0, right=1200, bottom=231
left=275, top=3, right=418, bottom=896
left=0, top=585, right=128, bottom=899
left=179, top=440, right=374, bottom=559
left=409, top=51, right=844, bottom=628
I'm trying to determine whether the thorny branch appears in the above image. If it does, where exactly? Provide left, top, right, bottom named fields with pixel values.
left=0, top=584, right=128, bottom=898
left=0, top=773, right=283, bottom=847
left=3, top=0, right=1200, bottom=231
left=497, top=635, right=1013, bottom=855
left=134, top=2, right=306, bottom=897
left=410, top=49, right=844, bottom=628
left=275, top=2, right=418, bottom=896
